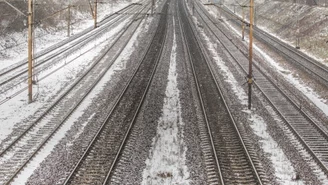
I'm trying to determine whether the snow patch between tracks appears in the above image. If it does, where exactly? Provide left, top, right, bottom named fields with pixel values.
left=141, top=18, right=190, bottom=185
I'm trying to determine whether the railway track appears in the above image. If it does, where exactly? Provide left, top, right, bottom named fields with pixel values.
left=178, top=0, right=265, bottom=184
left=195, top=0, right=328, bottom=177
left=63, top=1, right=169, bottom=184
left=0, top=4, right=150, bottom=185
left=0, top=2, right=145, bottom=100
left=217, top=5, right=328, bottom=86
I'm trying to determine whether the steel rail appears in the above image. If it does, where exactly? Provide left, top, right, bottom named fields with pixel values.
left=195, top=1, right=328, bottom=175
left=180, top=0, right=263, bottom=184
left=1, top=5, right=150, bottom=184
left=63, top=3, right=169, bottom=184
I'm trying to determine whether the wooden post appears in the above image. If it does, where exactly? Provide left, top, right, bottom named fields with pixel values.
left=248, top=0, right=254, bottom=110
left=28, top=0, right=33, bottom=103
left=94, top=0, right=97, bottom=28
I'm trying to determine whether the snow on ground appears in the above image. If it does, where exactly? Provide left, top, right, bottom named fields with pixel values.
left=195, top=13, right=303, bottom=183
left=142, top=18, right=190, bottom=185
left=10, top=8, right=147, bottom=185
left=0, top=1, right=131, bottom=71
left=0, top=26, right=114, bottom=142
left=0, top=2, right=134, bottom=142
left=0, top=17, right=128, bottom=101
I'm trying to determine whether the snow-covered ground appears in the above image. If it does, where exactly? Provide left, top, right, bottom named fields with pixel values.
left=0, top=1, right=134, bottom=141
left=11, top=11, right=146, bottom=184
left=0, top=19, right=127, bottom=141
left=141, top=17, right=190, bottom=185
left=0, top=3, right=143, bottom=184
left=0, top=1, right=131, bottom=71
left=1, top=0, right=327, bottom=184
left=0, top=1, right=151, bottom=184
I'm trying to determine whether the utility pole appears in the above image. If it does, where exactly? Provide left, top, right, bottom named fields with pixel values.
left=248, top=0, right=254, bottom=110
left=67, top=4, right=71, bottom=37
left=94, top=0, right=98, bottom=28
left=28, top=0, right=33, bottom=103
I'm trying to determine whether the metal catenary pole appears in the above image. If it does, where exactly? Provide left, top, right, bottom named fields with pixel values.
left=248, top=0, right=254, bottom=110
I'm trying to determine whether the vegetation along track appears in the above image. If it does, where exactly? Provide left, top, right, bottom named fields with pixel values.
left=63, top=1, right=169, bottom=184
left=0, top=4, right=150, bottom=185
left=217, top=4, right=328, bottom=86
left=195, top=0, right=328, bottom=176
left=0, top=2, right=144, bottom=96
left=179, top=0, right=264, bottom=184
